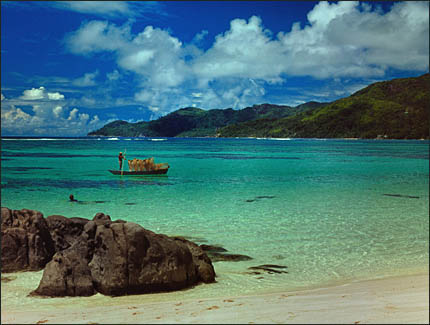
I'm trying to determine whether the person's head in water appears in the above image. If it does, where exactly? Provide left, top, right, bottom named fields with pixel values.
left=69, top=194, right=77, bottom=201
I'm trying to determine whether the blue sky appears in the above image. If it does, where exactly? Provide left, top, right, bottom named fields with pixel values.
left=1, top=1, right=429, bottom=136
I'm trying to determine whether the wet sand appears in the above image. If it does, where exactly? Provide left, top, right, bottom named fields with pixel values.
left=2, top=273, right=428, bottom=324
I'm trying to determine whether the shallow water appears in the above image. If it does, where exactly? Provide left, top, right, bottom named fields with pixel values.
left=1, top=137, right=429, bottom=306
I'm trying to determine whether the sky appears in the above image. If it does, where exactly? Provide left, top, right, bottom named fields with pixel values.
left=1, top=1, right=429, bottom=136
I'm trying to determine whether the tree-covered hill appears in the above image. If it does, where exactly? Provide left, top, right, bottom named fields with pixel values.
left=88, top=103, right=320, bottom=137
left=218, top=74, right=430, bottom=139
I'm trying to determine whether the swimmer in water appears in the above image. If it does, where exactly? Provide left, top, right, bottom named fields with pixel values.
left=69, top=194, right=78, bottom=202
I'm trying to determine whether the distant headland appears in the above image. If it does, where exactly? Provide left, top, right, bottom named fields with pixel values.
left=88, top=74, right=429, bottom=140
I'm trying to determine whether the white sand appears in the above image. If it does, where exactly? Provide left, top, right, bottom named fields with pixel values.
left=2, top=273, right=428, bottom=324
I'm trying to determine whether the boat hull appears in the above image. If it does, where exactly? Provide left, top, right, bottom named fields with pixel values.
left=108, top=168, right=168, bottom=175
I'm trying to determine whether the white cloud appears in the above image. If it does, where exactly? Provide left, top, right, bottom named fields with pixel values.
left=20, top=87, right=46, bottom=100
left=72, top=71, right=99, bottom=87
left=106, top=69, right=120, bottom=81
left=1, top=106, right=32, bottom=122
left=63, top=1, right=428, bottom=116
left=58, top=1, right=131, bottom=18
left=1, top=93, right=5, bottom=101
left=192, top=29, right=209, bottom=45
left=65, top=20, right=131, bottom=54
left=52, top=105, right=64, bottom=118
left=68, top=108, right=79, bottom=120
left=277, top=1, right=429, bottom=77
left=47, top=92, right=65, bottom=100
left=19, top=86, right=66, bottom=101
left=1, top=102, right=106, bottom=136
left=47, top=1, right=164, bottom=19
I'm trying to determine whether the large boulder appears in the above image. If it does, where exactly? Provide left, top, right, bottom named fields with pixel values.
left=1, top=207, right=55, bottom=272
left=173, top=236, right=216, bottom=283
left=45, top=215, right=89, bottom=252
left=32, top=213, right=216, bottom=297
left=30, top=242, right=95, bottom=297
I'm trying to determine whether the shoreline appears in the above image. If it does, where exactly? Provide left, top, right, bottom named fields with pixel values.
left=2, top=272, right=428, bottom=324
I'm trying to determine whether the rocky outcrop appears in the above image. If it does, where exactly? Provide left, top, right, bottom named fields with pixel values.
left=2, top=207, right=216, bottom=297
left=1, top=207, right=55, bottom=272
left=173, top=236, right=216, bottom=283
left=45, top=215, right=89, bottom=252
left=30, top=212, right=215, bottom=297
left=199, top=244, right=252, bottom=262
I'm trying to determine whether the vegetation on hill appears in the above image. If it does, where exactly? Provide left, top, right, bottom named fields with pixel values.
left=218, top=74, right=430, bottom=139
left=88, top=74, right=429, bottom=139
left=88, top=103, right=319, bottom=137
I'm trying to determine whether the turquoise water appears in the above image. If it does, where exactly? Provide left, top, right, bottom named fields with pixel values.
left=1, top=137, right=429, bottom=300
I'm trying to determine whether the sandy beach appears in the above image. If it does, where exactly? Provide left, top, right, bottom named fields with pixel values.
left=2, top=273, right=428, bottom=324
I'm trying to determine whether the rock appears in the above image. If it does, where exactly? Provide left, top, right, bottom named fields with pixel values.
left=45, top=215, right=89, bottom=252
left=199, top=244, right=228, bottom=253
left=198, top=243, right=252, bottom=262
left=174, top=237, right=216, bottom=283
left=247, top=264, right=288, bottom=274
left=1, top=207, right=55, bottom=272
left=32, top=215, right=216, bottom=297
left=383, top=193, right=420, bottom=199
left=93, top=212, right=111, bottom=224
left=31, top=243, right=95, bottom=297
left=208, top=252, right=253, bottom=262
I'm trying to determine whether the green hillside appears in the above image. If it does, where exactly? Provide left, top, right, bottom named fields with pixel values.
left=218, top=74, right=430, bottom=139
left=88, top=103, right=319, bottom=137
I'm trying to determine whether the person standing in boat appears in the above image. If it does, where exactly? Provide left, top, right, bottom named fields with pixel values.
left=118, top=152, right=126, bottom=170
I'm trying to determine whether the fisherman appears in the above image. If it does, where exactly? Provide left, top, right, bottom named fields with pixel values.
left=118, top=151, right=125, bottom=170
left=69, top=194, right=78, bottom=202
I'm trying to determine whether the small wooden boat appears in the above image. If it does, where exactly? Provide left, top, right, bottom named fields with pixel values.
left=108, top=168, right=168, bottom=175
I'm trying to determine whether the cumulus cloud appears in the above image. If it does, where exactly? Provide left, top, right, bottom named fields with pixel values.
left=1, top=86, right=106, bottom=136
left=20, top=87, right=46, bottom=100
left=19, top=87, right=66, bottom=101
left=277, top=1, right=429, bottom=77
left=47, top=92, right=65, bottom=100
left=1, top=93, right=5, bottom=101
left=65, top=20, right=131, bottom=54
left=62, top=1, right=428, bottom=115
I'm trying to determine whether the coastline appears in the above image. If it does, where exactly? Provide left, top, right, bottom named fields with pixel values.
left=2, top=272, right=428, bottom=324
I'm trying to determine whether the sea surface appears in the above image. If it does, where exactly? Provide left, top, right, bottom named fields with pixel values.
left=1, top=137, right=429, bottom=309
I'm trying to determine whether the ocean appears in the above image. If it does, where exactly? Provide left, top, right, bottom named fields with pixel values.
left=1, top=137, right=429, bottom=308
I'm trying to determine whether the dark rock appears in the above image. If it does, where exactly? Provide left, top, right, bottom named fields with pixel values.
left=246, top=195, right=275, bottom=203
left=45, top=215, right=89, bottom=252
left=199, top=244, right=228, bottom=253
left=255, top=196, right=275, bottom=199
left=32, top=216, right=216, bottom=297
left=248, top=264, right=288, bottom=274
left=383, top=193, right=420, bottom=199
left=88, top=222, right=203, bottom=296
left=208, top=252, right=253, bottom=262
left=174, top=237, right=216, bottom=283
left=1, top=207, right=55, bottom=272
left=32, top=243, right=95, bottom=297
left=93, top=212, right=111, bottom=224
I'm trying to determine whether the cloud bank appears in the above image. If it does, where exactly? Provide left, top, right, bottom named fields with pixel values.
left=2, top=1, right=428, bottom=136
left=1, top=87, right=104, bottom=136
left=64, top=1, right=428, bottom=113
